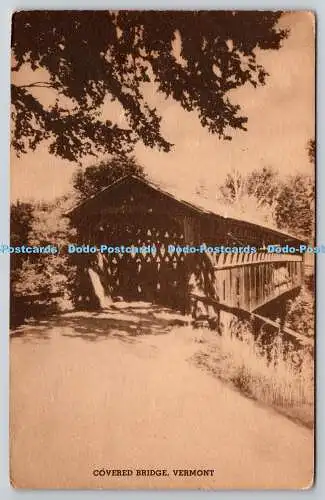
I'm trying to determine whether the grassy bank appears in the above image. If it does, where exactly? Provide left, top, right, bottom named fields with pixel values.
left=193, top=326, right=314, bottom=428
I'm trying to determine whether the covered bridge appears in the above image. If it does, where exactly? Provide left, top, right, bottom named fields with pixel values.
left=67, top=175, right=305, bottom=319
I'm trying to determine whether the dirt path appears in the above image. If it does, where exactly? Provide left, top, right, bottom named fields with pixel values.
left=10, top=310, right=314, bottom=489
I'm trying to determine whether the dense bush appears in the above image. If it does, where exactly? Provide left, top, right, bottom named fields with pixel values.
left=10, top=199, right=76, bottom=326
left=285, top=284, right=315, bottom=338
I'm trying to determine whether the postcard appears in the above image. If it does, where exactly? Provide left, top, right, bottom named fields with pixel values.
left=10, top=10, right=315, bottom=489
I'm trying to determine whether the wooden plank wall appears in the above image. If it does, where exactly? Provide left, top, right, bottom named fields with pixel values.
left=210, top=253, right=304, bottom=312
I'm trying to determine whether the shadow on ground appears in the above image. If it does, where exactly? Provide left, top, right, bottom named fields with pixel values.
left=10, top=302, right=190, bottom=344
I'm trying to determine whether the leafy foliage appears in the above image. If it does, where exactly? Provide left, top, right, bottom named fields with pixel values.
left=218, top=165, right=280, bottom=226
left=275, top=173, right=315, bottom=241
left=72, top=156, right=145, bottom=201
left=286, top=286, right=315, bottom=338
left=220, top=165, right=280, bottom=206
left=10, top=199, right=75, bottom=325
left=218, top=164, right=314, bottom=241
left=11, top=10, right=287, bottom=161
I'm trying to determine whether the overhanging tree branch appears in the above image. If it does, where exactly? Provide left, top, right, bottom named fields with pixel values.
left=11, top=10, right=288, bottom=162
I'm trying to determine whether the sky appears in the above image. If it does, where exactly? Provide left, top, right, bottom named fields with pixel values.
left=10, top=11, right=315, bottom=202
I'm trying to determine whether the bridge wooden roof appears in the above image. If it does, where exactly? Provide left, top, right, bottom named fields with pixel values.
left=67, top=174, right=305, bottom=246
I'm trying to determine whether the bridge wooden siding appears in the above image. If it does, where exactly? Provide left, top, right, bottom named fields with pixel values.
left=67, top=175, right=306, bottom=316
left=210, top=252, right=303, bottom=313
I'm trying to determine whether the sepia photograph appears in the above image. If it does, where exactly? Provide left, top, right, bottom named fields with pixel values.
left=10, top=10, right=315, bottom=489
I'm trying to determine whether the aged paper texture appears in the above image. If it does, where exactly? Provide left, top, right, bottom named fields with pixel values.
left=10, top=10, right=315, bottom=489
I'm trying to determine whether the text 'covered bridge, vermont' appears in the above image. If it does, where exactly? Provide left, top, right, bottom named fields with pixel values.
left=67, top=175, right=306, bottom=325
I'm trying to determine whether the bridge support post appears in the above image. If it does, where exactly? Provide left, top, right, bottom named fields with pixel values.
left=219, top=309, right=233, bottom=335
left=278, top=300, right=288, bottom=333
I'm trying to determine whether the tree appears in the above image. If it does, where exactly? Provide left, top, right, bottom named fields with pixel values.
left=218, top=166, right=280, bottom=226
left=218, top=164, right=314, bottom=241
left=72, top=156, right=145, bottom=201
left=10, top=199, right=75, bottom=325
left=275, top=139, right=315, bottom=242
left=10, top=201, right=35, bottom=284
left=219, top=168, right=247, bottom=206
left=11, top=11, right=287, bottom=162
left=246, top=166, right=280, bottom=207
left=275, top=174, right=314, bottom=241
left=11, top=201, right=34, bottom=249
